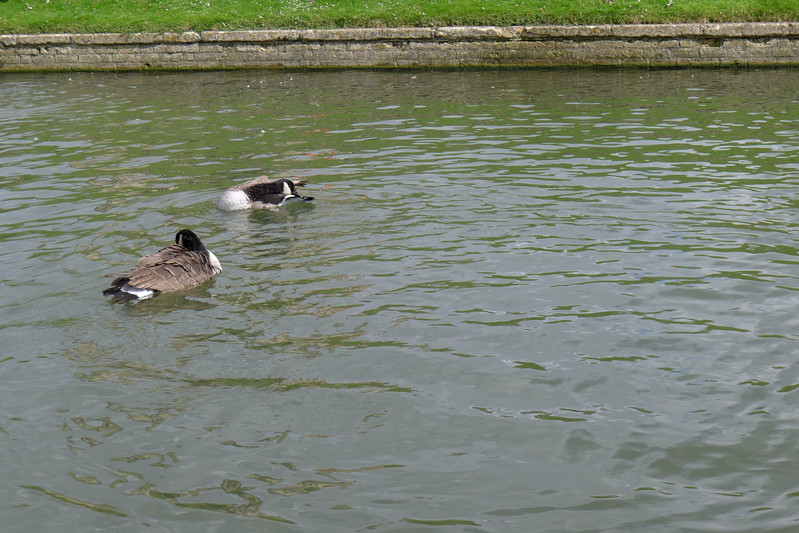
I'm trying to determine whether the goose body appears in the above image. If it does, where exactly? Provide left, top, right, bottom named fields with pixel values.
left=216, top=177, right=314, bottom=211
left=103, top=229, right=222, bottom=302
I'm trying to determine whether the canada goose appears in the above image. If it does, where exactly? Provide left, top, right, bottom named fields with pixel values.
left=103, top=229, right=222, bottom=302
left=215, top=177, right=314, bottom=211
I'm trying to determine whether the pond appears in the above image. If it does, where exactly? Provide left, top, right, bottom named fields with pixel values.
left=3, top=68, right=799, bottom=532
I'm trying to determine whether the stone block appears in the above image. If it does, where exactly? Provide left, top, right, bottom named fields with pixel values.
left=1, top=24, right=799, bottom=71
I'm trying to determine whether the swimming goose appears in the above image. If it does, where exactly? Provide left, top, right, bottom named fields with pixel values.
left=215, top=177, right=314, bottom=211
left=103, top=229, right=222, bottom=302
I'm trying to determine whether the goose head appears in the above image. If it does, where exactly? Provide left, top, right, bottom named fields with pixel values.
left=176, top=229, right=205, bottom=252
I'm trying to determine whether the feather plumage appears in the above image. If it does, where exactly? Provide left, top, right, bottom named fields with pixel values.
left=216, top=177, right=314, bottom=211
left=103, top=229, right=222, bottom=301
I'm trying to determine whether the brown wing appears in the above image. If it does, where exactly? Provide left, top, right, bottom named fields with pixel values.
left=106, top=244, right=182, bottom=278
left=107, top=245, right=217, bottom=292
left=229, top=176, right=306, bottom=191
left=134, top=244, right=184, bottom=268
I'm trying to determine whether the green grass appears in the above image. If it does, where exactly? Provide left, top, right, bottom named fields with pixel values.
left=0, top=0, right=797, bottom=34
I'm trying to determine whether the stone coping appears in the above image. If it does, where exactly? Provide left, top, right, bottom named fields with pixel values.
left=3, top=23, right=799, bottom=46
left=1, top=23, right=798, bottom=70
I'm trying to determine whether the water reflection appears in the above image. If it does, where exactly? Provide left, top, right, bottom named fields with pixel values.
left=3, top=68, right=799, bottom=532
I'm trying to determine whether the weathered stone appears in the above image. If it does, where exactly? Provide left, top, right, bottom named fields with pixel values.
left=0, top=24, right=798, bottom=71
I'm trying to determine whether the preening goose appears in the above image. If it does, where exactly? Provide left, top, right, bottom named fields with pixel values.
left=215, top=177, right=314, bottom=211
left=103, top=229, right=222, bottom=302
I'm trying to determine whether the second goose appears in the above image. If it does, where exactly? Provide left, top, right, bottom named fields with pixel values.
left=216, top=177, right=314, bottom=211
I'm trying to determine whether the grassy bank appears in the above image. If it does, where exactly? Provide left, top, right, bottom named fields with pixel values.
left=0, top=0, right=798, bottom=34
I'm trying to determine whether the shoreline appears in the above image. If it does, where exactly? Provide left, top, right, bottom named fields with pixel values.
left=2, top=22, right=799, bottom=71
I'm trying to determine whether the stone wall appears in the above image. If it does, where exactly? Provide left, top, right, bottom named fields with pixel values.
left=1, top=23, right=799, bottom=71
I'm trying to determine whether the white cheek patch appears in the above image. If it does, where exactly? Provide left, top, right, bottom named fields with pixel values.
left=207, top=251, right=223, bottom=273
left=279, top=195, right=301, bottom=205
left=282, top=182, right=292, bottom=195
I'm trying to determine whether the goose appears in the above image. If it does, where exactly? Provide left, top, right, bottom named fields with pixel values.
left=215, top=176, right=314, bottom=211
left=103, top=229, right=222, bottom=302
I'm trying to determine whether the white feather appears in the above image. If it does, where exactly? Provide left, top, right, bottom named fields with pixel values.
left=207, top=251, right=223, bottom=273
left=215, top=189, right=251, bottom=211
left=279, top=195, right=302, bottom=205
left=120, top=284, right=155, bottom=300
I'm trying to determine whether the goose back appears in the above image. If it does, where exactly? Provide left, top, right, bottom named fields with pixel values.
left=216, top=177, right=313, bottom=210
left=103, top=230, right=222, bottom=301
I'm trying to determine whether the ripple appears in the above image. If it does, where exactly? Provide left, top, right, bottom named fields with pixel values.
left=4, top=69, right=799, bottom=532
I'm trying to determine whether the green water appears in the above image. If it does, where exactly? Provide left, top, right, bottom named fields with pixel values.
left=2, top=68, right=799, bottom=532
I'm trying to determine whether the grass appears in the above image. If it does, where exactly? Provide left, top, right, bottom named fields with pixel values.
left=0, top=0, right=797, bottom=33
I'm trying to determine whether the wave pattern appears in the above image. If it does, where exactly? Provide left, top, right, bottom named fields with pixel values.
left=3, top=69, right=799, bottom=532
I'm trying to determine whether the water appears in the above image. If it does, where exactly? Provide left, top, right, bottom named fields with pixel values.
left=2, top=68, right=799, bottom=532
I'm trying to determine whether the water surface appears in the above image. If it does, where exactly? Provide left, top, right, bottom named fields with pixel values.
left=3, top=68, right=799, bottom=532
